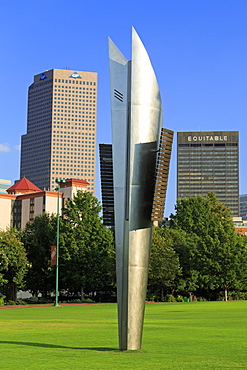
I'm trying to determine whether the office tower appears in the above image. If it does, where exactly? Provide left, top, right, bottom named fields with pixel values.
left=177, top=131, right=239, bottom=216
left=20, top=69, right=97, bottom=192
left=240, top=194, right=247, bottom=220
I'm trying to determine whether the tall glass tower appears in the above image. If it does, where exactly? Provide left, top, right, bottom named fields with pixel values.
left=20, top=69, right=97, bottom=193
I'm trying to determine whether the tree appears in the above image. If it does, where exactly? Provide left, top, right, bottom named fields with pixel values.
left=171, top=192, right=247, bottom=300
left=192, top=231, right=247, bottom=301
left=59, top=191, right=115, bottom=300
left=0, top=229, right=28, bottom=301
left=169, top=230, right=200, bottom=296
left=170, top=195, right=211, bottom=236
left=22, top=213, right=57, bottom=296
left=148, top=227, right=181, bottom=300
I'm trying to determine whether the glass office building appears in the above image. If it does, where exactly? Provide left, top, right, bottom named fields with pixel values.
left=240, top=194, right=247, bottom=220
left=177, top=131, right=239, bottom=216
left=20, top=69, right=97, bottom=193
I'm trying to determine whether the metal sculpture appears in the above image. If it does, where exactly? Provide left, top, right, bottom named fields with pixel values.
left=107, top=27, right=173, bottom=350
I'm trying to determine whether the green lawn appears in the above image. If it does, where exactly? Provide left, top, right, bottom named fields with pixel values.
left=0, top=301, right=246, bottom=369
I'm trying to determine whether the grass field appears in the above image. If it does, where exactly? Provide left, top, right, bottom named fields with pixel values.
left=0, top=301, right=247, bottom=369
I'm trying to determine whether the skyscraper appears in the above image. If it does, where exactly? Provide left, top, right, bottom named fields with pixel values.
left=240, top=194, right=247, bottom=220
left=20, top=69, right=97, bottom=192
left=177, top=131, right=239, bottom=216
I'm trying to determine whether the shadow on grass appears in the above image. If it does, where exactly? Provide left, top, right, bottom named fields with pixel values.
left=0, top=340, right=118, bottom=352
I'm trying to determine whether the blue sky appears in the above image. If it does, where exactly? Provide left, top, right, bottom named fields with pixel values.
left=1, top=0, right=247, bottom=216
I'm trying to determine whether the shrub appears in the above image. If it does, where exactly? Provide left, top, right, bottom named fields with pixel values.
left=16, top=300, right=27, bottom=305
left=146, top=293, right=158, bottom=302
left=164, top=294, right=176, bottom=302
left=241, top=292, right=247, bottom=300
left=176, top=295, right=184, bottom=302
left=38, top=297, right=53, bottom=304
left=5, top=300, right=16, bottom=306
left=84, top=298, right=95, bottom=303
left=228, top=291, right=247, bottom=301
left=0, top=295, right=5, bottom=307
left=197, top=297, right=207, bottom=302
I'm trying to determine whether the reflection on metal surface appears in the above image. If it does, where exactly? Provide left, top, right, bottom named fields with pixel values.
left=152, top=129, right=174, bottom=221
left=107, top=27, right=173, bottom=350
left=99, top=144, right=114, bottom=226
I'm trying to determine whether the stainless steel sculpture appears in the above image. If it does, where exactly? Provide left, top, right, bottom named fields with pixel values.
left=109, top=29, right=162, bottom=350
left=108, top=28, right=166, bottom=350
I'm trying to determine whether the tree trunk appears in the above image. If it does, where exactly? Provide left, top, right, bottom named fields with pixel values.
left=224, top=288, right=228, bottom=301
left=80, top=286, right=85, bottom=302
left=5, top=283, right=17, bottom=302
left=161, top=287, right=164, bottom=302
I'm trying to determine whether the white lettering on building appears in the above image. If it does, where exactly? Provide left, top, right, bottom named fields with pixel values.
left=187, top=135, right=228, bottom=142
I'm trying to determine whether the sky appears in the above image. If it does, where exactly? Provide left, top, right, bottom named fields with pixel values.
left=1, top=0, right=247, bottom=217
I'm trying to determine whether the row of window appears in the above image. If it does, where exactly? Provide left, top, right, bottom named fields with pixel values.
left=29, top=79, right=52, bottom=90
left=28, top=101, right=52, bottom=109
left=28, top=93, right=52, bottom=100
left=55, top=89, right=96, bottom=94
left=178, top=147, right=238, bottom=151
left=178, top=172, right=238, bottom=177
left=178, top=154, right=238, bottom=158
left=178, top=177, right=238, bottom=182
left=53, top=125, right=95, bottom=132
left=178, top=143, right=238, bottom=147
left=54, top=84, right=96, bottom=89
left=178, top=164, right=238, bottom=167
left=54, top=105, right=96, bottom=110
left=54, top=112, right=95, bottom=118
left=54, top=103, right=96, bottom=108
left=54, top=79, right=96, bottom=85
left=54, top=95, right=96, bottom=102
left=53, top=168, right=94, bottom=173
left=53, top=162, right=94, bottom=167
left=54, top=119, right=95, bottom=124
left=52, top=145, right=94, bottom=151
left=53, top=132, right=94, bottom=136
left=178, top=161, right=238, bottom=164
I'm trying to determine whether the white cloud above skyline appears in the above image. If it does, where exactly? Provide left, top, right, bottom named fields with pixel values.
left=0, top=143, right=10, bottom=152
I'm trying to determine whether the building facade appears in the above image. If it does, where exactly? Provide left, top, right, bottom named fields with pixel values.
left=177, top=131, right=239, bottom=216
left=233, top=216, right=247, bottom=235
left=20, top=69, right=97, bottom=193
left=240, top=194, right=247, bottom=220
left=0, top=177, right=88, bottom=230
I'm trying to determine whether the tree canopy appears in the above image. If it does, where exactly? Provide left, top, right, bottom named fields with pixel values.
left=5, top=190, right=247, bottom=303
left=148, top=227, right=181, bottom=300
left=22, top=213, right=57, bottom=296
left=21, top=192, right=115, bottom=300
left=0, top=229, right=28, bottom=301
left=170, top=192, right=247, bottom=300
left=59, top=191, right=115, bottom=299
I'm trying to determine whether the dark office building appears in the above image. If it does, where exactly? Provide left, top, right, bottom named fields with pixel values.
left=240, top=194, right=247, bottom=220
left=177, top=131, right=239, bottom=216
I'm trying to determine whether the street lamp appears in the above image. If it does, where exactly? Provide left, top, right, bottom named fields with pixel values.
left=54, top=178, right=66, bottom=306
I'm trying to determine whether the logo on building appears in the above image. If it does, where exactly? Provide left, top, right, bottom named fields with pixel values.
left=39, top=73, right=47, bottom=80
left=70, top=72, right=82, bottom=79
left=188, top=135, right=227, bottom=142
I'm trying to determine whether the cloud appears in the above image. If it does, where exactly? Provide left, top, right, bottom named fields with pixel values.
left=14, top=144, right=21, bottom=151
left=0, top=143, right=10, bottom=152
